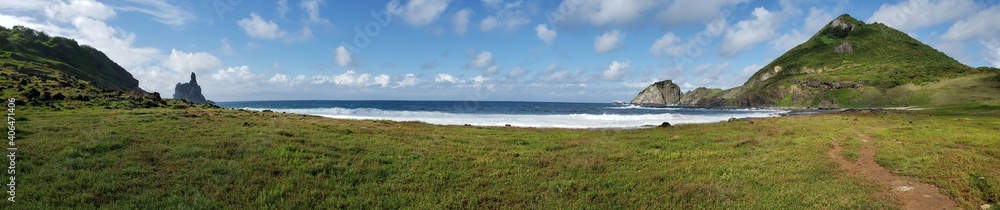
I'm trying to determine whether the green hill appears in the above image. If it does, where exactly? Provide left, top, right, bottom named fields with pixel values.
left=0, top=25, right=193, bottom=109
left=647, top=14, right=1000, bottom=108
left=0, top=26, right=141, bottom=91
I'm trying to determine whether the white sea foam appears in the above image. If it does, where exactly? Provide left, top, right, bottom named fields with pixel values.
left=246, top=107, right=788, bottom=129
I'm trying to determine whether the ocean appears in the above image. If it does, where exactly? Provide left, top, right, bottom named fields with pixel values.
left=216, top=100, right=789, bottom=129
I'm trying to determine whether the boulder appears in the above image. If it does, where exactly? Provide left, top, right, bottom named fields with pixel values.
left=173, top=72, right=213, bottom=104
left=834, top=42, right=854, bottom=53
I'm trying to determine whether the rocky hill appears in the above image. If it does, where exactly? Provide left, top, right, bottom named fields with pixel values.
left=630, top=80, right=682, bottom=105
left=632, top=14, right=1000, bottom=108
left=0, top=25, right=199, bottom=109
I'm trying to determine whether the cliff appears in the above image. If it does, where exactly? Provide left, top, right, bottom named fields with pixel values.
left=630, top=80, right=682, bottom=106
left=173, top=72, right=213, bottom=104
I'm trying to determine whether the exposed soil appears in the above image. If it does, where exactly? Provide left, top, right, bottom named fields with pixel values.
left=828, top=134, right=959, bottom=209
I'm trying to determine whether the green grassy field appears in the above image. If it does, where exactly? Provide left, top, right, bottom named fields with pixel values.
left=6, top=106, right=998, bottom=209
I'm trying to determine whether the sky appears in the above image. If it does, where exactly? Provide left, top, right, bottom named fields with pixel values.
left=1, top=0, right=999, bottom=103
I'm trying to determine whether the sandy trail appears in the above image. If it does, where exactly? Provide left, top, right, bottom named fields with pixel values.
left=828, top=134, right=958, bottom=210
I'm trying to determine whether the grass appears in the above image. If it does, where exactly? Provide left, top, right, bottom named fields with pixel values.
left=4, top=106, right=998, bottom=209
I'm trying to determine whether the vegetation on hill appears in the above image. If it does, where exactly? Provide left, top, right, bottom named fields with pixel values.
left=637, top=14, right=1000, bottom=108
left=0, top=25, right=206, bottom=109
left=0, top=26, right=140, bottom=91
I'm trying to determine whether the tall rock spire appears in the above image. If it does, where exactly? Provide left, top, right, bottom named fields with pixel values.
left=173, top=72, right=213, bottom=104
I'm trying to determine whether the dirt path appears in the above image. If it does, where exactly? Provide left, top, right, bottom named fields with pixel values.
left=828, top=134, right=959, bottom=210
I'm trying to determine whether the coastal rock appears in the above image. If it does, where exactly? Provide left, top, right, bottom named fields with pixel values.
left=173, top=72, right=213, bottom=104
left=630, top=80, right=682, bottom=106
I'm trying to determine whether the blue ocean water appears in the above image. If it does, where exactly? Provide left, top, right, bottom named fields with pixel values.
left=217, top=100, right=788, bottom=129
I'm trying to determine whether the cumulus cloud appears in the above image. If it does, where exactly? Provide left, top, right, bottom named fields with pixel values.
left=238, top=13, right=285, bottom=39
left=602, top=60, right=629, bottom=81
left=941, top=6, right=1000, bottom=42
left=594, top=29, right=624, bottom=53
left=396, top=73, right=420, bottom=87
left=387, top=0, right=450, bottom=26
left=868, top=0, right=977, bottom=33
left=465, top=51, right=495, bottom=70
left=69, top=16, right=161, bottom=68
left=335, top=45, right=354, bottom=67
left=451, top=8, right=471, bottom=34
left=650, top=32, right=684, bottom=57
left=165, top=49, right=222, bottom=74
left=535, top=24, right=557, bottom=44
left=720, top=7, right=778, bottom=57
left=237, top=13, right=311, bottom=42
left=435, top=73, right=458, bottom=83
left=212, top=66, right=259, bottom=81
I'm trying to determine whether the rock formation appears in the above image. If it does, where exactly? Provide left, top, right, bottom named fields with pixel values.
left=173, top=72, right=213, bottom=104
left=630, top=80, right=682, bottom=106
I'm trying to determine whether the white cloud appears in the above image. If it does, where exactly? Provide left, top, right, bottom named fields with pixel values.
left=472, top=75, right=490, bottom=84
left=165, top=49, right=222, bottom=74
left=650, top=32, right=685, bottom=56
left=43, top=0, right=116, bottom=22
left=535, top=24, right=557, bottom=44
left=594, top=29, right=624, bottom=53
left=300, top=0, right=330, bottom=24
left=465, top=51, right=495, bottom=70
left=479, top=16, right=499, bottom=31
left=868, top=0, right=977, bottom=32
left=220, top=38, right=234, bottom=55
left=435, top=73, right=458, bottom=83
left=387, top=0, right=450, bottom=26
left=655, top=0, right=748, bottom=26
left=69, top=17, right=160, bottom=68
left=212, top=66, right=258, bottom=81
left=451, top=8, right=471, bottom=34
left=238, top=13, right=285, bottom=40
left=396, top=73, right=420, bottom=87
left=507, top=66, right=528, bottom=78
left=277, top=0, right=289, bottom=18
left=237, top=13, right=312, bottom=42
left=532, top=64, right=582, bottom=84
left=941, top=6, right=1000, bottom=42
left=721, top=7, right=778, bottom=56
left=551, top=0, right=658, bottom=27
left=335, top=45, right=353, bottom=67
left=987, top=39, right=1000, bottom=68
left=112, top=0, right=195, bottom=27
left=771, top=7, right=834, bottom=52
left=373, top=74, right=391, bottom=87
left=477, top=0, right=531, bottom=32
left=602, top=60, right=629, bottom=81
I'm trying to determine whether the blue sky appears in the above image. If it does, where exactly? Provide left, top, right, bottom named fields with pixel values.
left=1, top=0, right=999, bottom=102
